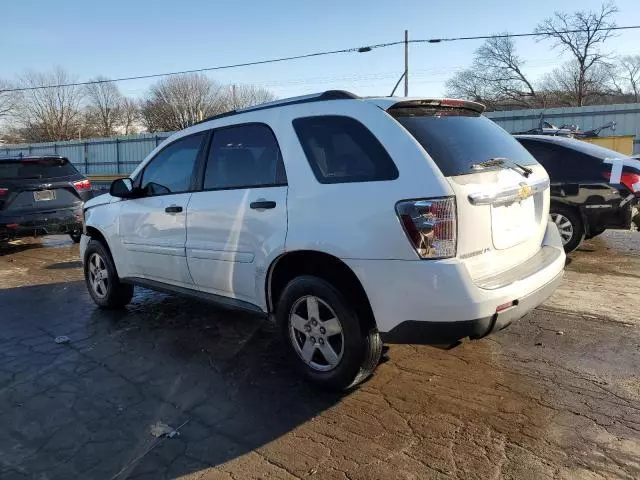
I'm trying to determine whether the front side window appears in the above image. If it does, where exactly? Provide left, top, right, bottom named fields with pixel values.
left=292, top=115, right=398, bottom=183
left=204, top=124, right=286, bottom=190
left=140, top=133, right=204, bottom=196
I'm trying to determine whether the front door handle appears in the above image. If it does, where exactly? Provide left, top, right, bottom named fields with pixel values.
left=250, top=200, right=276, bottom=210
left=165, top=205, right=183, bottom=213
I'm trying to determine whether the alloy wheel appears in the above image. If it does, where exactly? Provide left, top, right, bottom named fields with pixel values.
left=551, top=213, right=573, bottom=246
left=289, top=295, right=345, bottom=372
left=88, top=253, right=109, bottom=299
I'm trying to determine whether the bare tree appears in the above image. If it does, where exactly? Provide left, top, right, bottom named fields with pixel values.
left=540, top=59, right=614, bottom=106
left=224, top=84, right=276, bottom=110
left=141, top=73, right=226, bottom=132
left=445, top=69, right=495, bottom=108
left=445, top=36, right=538, bottom=109
left=0, top=79, right=18, bottom=120
left=85, top=77, right=123, bottom=137
left=13, top=68, right=84, bottom=142
left=616, top=55, right=640, bottom=101
left=535, top=1, right=618, bottom=106
left=120, top=98, right=140, bottom=135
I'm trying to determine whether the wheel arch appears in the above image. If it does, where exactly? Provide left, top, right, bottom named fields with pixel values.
left=550, top=200, right=591, bottom=235
left=266, top=250, right=377, bottom=331
left=84, top=225, right=122, bottom=275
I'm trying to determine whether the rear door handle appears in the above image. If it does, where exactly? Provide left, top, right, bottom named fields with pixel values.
left=250, top=200, right=276, bottom=210
left=165, top=205, right=183, bottom=213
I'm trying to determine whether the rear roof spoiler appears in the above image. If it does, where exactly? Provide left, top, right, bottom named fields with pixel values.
left=387, top=98, right=486, bottom=114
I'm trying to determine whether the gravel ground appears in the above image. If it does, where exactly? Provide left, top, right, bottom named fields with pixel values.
left=0, top=233, right=638, bottom=479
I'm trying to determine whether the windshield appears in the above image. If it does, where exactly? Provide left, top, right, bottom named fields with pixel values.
left=392, top=109, right=539, bottom=176
left=0, top=158, right=79, bottom=180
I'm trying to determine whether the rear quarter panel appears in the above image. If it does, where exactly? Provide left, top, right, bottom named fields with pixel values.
left=270, top=100, right=453, bottom=260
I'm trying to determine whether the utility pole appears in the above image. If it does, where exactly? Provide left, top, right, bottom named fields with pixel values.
left=404, top=29, right=409, bottom=97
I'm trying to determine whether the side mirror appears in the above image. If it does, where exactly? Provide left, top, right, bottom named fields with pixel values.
left=110, top=178, right=135, bottom=198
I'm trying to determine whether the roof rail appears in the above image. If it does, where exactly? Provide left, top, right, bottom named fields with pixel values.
left=194, top=90, right=358, bottom=126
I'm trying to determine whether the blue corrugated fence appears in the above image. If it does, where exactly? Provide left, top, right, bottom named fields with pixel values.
left=485, top=103, right=640, bottom=154
left=2, top=102, right=639, bottom=174
left=0, top=132, right=174, bottom=175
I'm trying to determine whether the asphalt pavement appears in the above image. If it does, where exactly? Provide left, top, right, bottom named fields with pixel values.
left=0, top=233, right=638, bottom=479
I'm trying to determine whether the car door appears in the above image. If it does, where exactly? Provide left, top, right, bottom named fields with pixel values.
left=186, top=123, right=288, bottom=308
left=118, top=132, right=206, bottom=287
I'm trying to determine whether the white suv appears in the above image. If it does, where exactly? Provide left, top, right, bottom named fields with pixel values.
left=81, top=91, right=565, bottom=390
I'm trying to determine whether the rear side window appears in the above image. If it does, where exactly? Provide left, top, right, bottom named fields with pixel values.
left=518, top=140, right=565, bottom=178
left=204, top=124, right=286, bottom=190
left=0, top=158, right=79, bottom=179
left=292, top=116, right=398, bottom=183
left=519, top=139, right=605, bottom=182
left=141, top=133, right=204, bottom=196
left=393, top=109, right=538, bottom=176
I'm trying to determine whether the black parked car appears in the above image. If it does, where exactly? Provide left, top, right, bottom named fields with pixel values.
left=0, top=155, right=92, bottom=243
left=516, top=135, right=640, bottom=252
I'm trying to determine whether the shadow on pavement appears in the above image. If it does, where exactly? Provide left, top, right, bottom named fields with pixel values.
left=45, top=260, right=84, bottom=270
left=0, top=281, right=343, bottom=479
left=0, top=240, right=45, bottom=257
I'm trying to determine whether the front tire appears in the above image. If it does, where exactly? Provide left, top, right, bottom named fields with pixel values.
left=550, top=206, right=584, bottom=253
left=84, top=239, right=133, bottom=309
left=276, top=275, right=382, bottom=391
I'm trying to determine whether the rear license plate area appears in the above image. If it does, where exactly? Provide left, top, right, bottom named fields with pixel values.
left=34, top=190, right=56, bottom=201
left=491, top=198, right=536, bottom=249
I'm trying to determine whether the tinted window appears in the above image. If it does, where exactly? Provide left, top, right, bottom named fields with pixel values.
left=556, top=137, right=630, bottom=159
left=141, top=134, right=204, bottom=195
left=0, top=158, right=79, bottom=179
left=519, top=139, right=605, bottom=182
left=292, top=116, right=398, bottom=183
left=518, top=140, right=565, bottom=178
left=393, top=110, right=538, bottom=176
left=204, top=124, right=286, bottom=190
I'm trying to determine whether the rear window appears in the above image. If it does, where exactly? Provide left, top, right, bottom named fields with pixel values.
left=293, top=115, right=399, bottom=183
left=0, top=158, right=80, bottom=180
left=392, top=109, right=538, bottom=176
left=547, top=137, right=630, bottom=160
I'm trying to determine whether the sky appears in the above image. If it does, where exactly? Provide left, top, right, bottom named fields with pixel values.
left=2, top=0, right=640, bottom=100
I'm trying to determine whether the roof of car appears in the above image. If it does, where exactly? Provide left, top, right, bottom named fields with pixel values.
left=194, top=90, right=485, bottom=126
left=514, top=134, right=588, bottom=146
left=0, top=154, right=66, bottom=162
left=515, top=134, right=630, bottom=158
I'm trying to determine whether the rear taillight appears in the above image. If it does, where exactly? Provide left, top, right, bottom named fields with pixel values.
left=0, top=188, right=8, bottom=197
left=73, top=179, right=91, bottom=191
left=395, top=197, right=457, bottom=259
left=603, top=171, right=640, bottom=194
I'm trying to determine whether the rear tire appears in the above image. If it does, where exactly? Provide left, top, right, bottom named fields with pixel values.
left=84, top=239, right=133, bottom=309
left=276, top=275, right=382, bottom=391
left=550, top=206, right=584, bottom=253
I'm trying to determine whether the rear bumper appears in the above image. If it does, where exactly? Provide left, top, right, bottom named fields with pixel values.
left=381, top=270, right=563, bottom=344
left=344, top=220, right=566, bottom=344
left=0, top=206, right=83, bottom=240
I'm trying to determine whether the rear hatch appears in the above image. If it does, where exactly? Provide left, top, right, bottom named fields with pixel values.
left=0, top=157, right=88, bottom=215
left=389, top=101, right=549, bottom=281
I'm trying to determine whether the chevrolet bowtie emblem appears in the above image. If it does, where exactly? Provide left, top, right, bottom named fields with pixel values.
left=518, top=183, right=533, bottom=200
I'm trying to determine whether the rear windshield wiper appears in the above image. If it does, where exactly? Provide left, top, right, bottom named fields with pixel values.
left=471, top=157, right=532, bottom=177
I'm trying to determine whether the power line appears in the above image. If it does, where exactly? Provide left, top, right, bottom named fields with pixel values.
left=414, top=24, right=640, bottom=43
left=2, top=25, right=640, bottom=94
